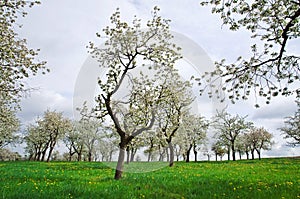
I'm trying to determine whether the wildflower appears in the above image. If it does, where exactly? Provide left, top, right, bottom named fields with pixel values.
left=286, top=181, right=293, bottom=186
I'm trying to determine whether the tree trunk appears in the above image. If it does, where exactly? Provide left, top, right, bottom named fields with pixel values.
left=186, top=144, right=192, bottom=163
left=158, top=146, right=165, bottom=161
left=227, top=146, right=230, bottom=161
left=88, top=151, right=92, bottom=162
left=68, top=149, right=72, bottom=161
left=147, top=151, right=152, bottom=162
left=256, top=149, right=261, bottom=160
left=77, top=152, right=82, bottom=161
left=47, top=139, right=58, bottom=162
left=148, top=142, right=154, bottom=162
left=166, top=148, right=170, bottom=162
left=168, top=142, right=174, bottom=167
left=193, top=146, right=198, bottom=162
left=47, top=145, right=55, bottom=162
left=159, top=153, right=164, bottom=161
left=251, top=149, right=255, bottom=160
left=130, top=148, right=136, bottom=162
left=41, top=149, right=47, bottom=161
left=182, top=153, right=186, bottom=161
left=215, top=154, right=218, bottom=161
left=114, top=147, right=126, bottom=180
left=36, top=151, right=41, bottom=161
left=246, top=151, right=249, bottom=160
left=126, top=146, right=130, bottom=164
left=109, top=151, right=113, bottom=162
left=238, top=150, right=242, bottom=160
left=231, top=142, right=236, bottom=161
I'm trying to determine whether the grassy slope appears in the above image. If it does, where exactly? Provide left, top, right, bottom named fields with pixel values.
left=0, top=158, right=299, bottom=199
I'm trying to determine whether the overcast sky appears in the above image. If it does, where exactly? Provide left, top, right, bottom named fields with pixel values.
left=14, top=0, right=299, bottom=158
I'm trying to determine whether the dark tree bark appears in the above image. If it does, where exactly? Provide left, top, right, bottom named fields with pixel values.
left=126, top=146, right=130, bottom=164
left=227, top=145, right=230, bottom=161
left=256, top=149, right=261, bottom=160
left=245, top=151, right=249, bottom=160
left=238, top=150, right=242, bottom=160
left=251, top=149, right=255, bottom=160
left=130, top=148, right=137, bottom=162
left=88, top=151, right=92, bottom=162
left=231, top=140, right=236, bottom=161
left=158, top=146, right=165, bottom=161
left=186, top=144, right=192, bottom=163
left=168, top=142, right=174, bottom=167
left=166, top=148, right=170, bottom=162
left=193, top=144, right=198, bottom=162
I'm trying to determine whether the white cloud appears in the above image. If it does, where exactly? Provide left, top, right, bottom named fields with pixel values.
left=253, top=97, right=297, bottom=120
left=18, top=90, right=73, bottom=125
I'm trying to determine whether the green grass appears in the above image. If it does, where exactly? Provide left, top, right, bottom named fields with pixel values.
left=0, top=158, right=299, bottom=199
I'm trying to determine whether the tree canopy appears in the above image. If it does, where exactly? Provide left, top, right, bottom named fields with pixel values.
left=88, top=7, right=183, bottom=179
left=0, top=103, right=19, bottom=148
left=200, top=0, right=300, bottom=106
left=280, top=99, right=300, bottom=146
left=0, top=0, right=48, bottom=107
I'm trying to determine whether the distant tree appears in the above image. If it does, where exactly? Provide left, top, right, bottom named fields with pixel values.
left=213, top=110, right=253, bottom=161
left=77, top=106, right=102, bottom=162
left=143, top=130, right=161, bottom=162
left=173, top=139, right=185, bottom=161
left=211, top=141, right=226, bottom=161
left=156, top=67, right=194, bottom=166
left=63, top=121, right=85, bottom=161
left=24, top=124, right=47, bottom=161
left=280, top=99, right=300, bottom=146
left=25, top=110, right=71, bottom=162
left=51, top=150, right=62, bottom=161
left=202, top=145, right=213, bottom=161
left=237, top=133, right=252, bottom=160
left=177, top=113, right=208, bottom=162
left=215, top=137, right=231, bottom=161
left=80, top=120, right=102, bottom=162
left=0, top=148, right=21, bottom=161
left=126, top=134, right=148, bottom=163
left=88, top=7, right=181, bottom=179
left=247, top=127, right=273, bottom=160
left=40, top=110, right=71, bottom=162
left=235, top=135, right=246, bottom=160
left=97, top=126, right=119, bottom=162
left=63, top=122, right=80, bottom=161
left=200, top=0, right=300, bottom=106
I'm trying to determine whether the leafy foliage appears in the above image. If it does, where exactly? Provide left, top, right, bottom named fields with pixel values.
left=212, top=109, right=253, bottom=160
left=0, top=102, right=19, bottom=148
left=280, top=99, right=300, bottom=146
left=0, top=0, right=48, bottom=107
left=24, top=110, right=71, bottom=161
left=88, top=7, right=183, bottom=179
left=246, top=127, right=273, bottom=160
left=175, top=113, right=208, bottom=162
left=0, top=1, right=48, bottom=149
left=200, top=0, right=300, bottom=106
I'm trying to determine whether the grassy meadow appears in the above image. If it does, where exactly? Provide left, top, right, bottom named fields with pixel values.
left=0, top=158, right=299, bottom=199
